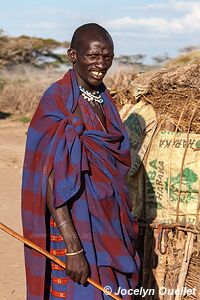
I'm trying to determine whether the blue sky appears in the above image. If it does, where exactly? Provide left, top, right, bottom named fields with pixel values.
left=1, top=0, right=200, bottom=62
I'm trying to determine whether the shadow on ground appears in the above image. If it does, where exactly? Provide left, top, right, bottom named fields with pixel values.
left=0, top=111, right=12, bottom=120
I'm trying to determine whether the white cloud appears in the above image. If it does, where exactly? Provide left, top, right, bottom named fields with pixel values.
left=136, top=0, right=199, bottom=12
left=105, top=2, right=200, bottom=34
left=21, top=10, right=82, bottom=33
left=170, top=0, right=199, bottom=10
left=28, top=9, right=80, bottom=20
left=105, top=17, right=166, bottom=30
left=25, top=22, right=60, bottom=30
left=184, top=8, right=200, bottom=28
left=105, top=17, right=182, bottom=32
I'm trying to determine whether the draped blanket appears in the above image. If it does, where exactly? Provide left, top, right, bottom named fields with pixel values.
left=21, top=69, right=140, bottom=300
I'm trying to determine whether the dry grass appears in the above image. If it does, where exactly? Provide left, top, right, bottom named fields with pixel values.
left=166, top=50, right=200, bottom=68
left=0, top=65, right=65, bottom=116
left=137, top=63, right=200, bottom=133
left=116, top=62, right=200, bottom=133
left=0, top=64, right=138, bottom=117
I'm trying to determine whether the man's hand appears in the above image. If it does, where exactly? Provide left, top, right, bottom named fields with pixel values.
left=47, top=170, right=90, bottom=284
left=66, top=252, right=90, bottom=285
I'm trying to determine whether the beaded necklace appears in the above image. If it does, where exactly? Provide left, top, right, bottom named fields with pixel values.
left=79, top=86, right=107, bottom=132
left=79, top=86, right=103, bottom=106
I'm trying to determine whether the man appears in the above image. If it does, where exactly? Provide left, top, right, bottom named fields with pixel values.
left=22, top=23, right=140, bottom=300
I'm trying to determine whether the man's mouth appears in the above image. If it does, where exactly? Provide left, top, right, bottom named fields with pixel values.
left=91, top=70, right=105, bottom=80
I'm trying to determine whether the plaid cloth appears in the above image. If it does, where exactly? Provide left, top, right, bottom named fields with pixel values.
left=21, top=69, right=140, bottom=300
left=49, top=217, right=69, bottom=299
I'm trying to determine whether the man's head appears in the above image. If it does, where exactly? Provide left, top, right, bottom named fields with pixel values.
left=67, top=23, right=114, bottom=91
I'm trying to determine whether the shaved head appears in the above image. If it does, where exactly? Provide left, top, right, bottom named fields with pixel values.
left=70, top=23, right=113, bottom=51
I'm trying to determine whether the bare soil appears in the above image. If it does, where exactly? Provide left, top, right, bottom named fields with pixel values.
left=0, top=117, right=28, bottom=300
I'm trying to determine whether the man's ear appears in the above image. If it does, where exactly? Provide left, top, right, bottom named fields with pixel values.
left=67, top=48, right=77, bottom=64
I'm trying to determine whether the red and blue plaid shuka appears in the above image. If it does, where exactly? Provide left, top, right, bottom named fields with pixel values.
left=21, top=69, right=140, bottom=300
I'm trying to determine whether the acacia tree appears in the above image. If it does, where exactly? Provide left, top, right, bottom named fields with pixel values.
left=152, top=53, right=170, bottom=65
left=179, top=46, right=199, bottom=53
left=0, top=29, right=70, bottom=68
left=117, top=54, right=146, bottom=65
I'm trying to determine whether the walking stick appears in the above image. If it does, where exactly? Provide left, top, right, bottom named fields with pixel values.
left=0, top=222, right=121, bottom=300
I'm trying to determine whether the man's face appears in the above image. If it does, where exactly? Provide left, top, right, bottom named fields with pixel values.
left=68, top=36, right=114, bottom=91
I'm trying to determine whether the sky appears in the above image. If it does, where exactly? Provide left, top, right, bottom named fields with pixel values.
left=1, top=0, right=200, bottom=63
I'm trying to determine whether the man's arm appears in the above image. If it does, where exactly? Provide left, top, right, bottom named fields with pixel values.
left=47, top=170, right=89, bottom=284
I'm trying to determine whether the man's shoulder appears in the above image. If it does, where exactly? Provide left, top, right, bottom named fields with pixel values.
left=43, top=71, right=70, bottom=98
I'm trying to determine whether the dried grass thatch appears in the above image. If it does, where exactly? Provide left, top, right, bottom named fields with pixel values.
left=115, top=63, right=200, bottom=133
left=166, top=50, right=200, bottom=68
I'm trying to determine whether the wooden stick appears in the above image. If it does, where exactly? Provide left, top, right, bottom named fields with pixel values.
left=174, top=232, right=194, bottom=300
left=0, top=222, right=121, bottom=300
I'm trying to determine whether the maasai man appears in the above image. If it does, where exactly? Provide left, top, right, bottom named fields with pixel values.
left=21, top=23, right=140, bottom=300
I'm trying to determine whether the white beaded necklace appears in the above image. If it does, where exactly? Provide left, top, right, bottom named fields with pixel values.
left=79, top=86, right=103, bottom=105
left=79, top=86, right=107, bottom=132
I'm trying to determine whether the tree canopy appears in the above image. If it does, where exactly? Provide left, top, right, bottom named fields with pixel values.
left=0, top=29, right=70, bottom=68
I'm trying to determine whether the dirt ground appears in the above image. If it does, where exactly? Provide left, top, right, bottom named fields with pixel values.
left=0, top=118, right=28, bottom=299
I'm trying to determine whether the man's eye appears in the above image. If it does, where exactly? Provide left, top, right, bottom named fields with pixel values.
left=89, top=54, right=98, bottom=58
left=105, top=56, right=113, bottom=61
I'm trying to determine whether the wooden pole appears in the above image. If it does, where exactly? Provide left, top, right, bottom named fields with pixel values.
left=174, top=232, right=194, bottom=300
left=0, top=222, right=121, bottom=300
